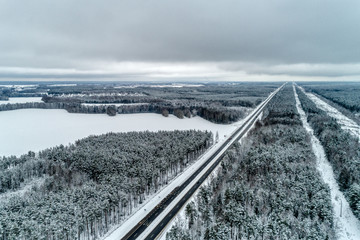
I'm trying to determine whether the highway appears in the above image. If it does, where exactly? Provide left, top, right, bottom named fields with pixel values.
left=121, top=84, right=284, bottom=240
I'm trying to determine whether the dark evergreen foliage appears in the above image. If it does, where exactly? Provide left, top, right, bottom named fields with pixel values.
left=1, top=82, right=279, bottom=124
left=296, top=87, right=360, bottom=220
left=303, top=83, right=360, bottom=113
left=0, top=130, right=212, bottom=239
left=167, top=86, right=334, bottom=239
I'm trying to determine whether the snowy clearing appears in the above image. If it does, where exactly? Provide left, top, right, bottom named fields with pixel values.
left=294, top=86, right=360, bottom=240
left=0, top=109, right=239, bottom=157
left=0, top=97, right=43, bottom=105
left=298, top=86, right=360, bottom=141
left=0, top=177, right=46, bottom=204
left=81, top=103, right=148, bottom=107
left=0, top=85, right=38, bottom=91
left=113, top=84, right=204, bottom=88
left=47, top=84, right=77, bottom=87
left=52, top=92, right=145, bottom=97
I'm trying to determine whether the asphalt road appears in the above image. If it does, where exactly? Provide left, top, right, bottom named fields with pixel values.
left=121, top=85, right=283, bottom=240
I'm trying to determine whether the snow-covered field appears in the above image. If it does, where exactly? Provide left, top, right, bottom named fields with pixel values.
left=294, top=86, right=360, bottom=240
left=52, top=92, right=145, bottom=97
left=0, top=109, right=239, bottom=157
left=81, top=103, right=148, bottom=107
left=47, top=84, right=77, bottom=87
left=114, top=83, right=204, bottom=88
left=298, top=86, right=360, bottom=141
left=0, top=97, right=43, bottom=105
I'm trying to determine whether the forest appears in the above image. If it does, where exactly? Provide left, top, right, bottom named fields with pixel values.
left=301, top=82, right=360, bottom=121
left=166, top=86, right=334, bottom=239
left=296, top=87, right=360, bottom=220
left=0, top=130, right=212, bottom=239
left=0, top=82, right=279, bottom=124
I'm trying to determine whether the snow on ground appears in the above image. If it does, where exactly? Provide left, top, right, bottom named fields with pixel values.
left=81, top=103, right=148, bottom=107
left=0, top=109, right=239, bottom=157
left=158, top=112, right=263, bottom=240
left=104, top=101, right=267, bottom=240
left=0, top=97, right=43, bottom=105
left=47, top=84, right=77, bottom=87
left=158, top=113, right=262, bottom=240
left=294, top=86, right=360, bottom=240
left=0, top=177, right=46, bottom=204
left=0, top=85, right=38, bottom=89
left=113, top=84, right=204, bottom=88
left=0, top=85, right=37, bottom=88
left=102, top=115, right=247, bottom=240
left=104, top=84, right=282, bottom=240
left=298, top=86, right=360, bottom=141
left=148, top=84, right=204, bottom=88
left=158, top=166, right=222, bottom=240
left=53, top=92, right=145, bottom=97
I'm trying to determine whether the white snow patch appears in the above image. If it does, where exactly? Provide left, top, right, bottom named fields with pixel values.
left=0, top=177, right=46, bottom=204
left=0, top=85, right=38, bottom=90
left=294, top=85, right=360, bottom=240
left=81, top=103, right=148, bottom=107
left=113, top=84, right=204, bottom=89
left=148, top=84, right=204, bottom=88
left=51, top=92, right=145, bottom=98
left=47, top=84, right=77, bottom=87
left=0, top=97, right=43, bottom=105
left=298, top=86, right=360, bottom=141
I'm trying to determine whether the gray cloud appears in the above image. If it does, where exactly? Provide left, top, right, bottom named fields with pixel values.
left=0, top=0, right=360, bottom=80
left=219, top=62, right=360, bottom=77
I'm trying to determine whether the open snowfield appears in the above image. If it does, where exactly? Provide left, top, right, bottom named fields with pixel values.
left=298, top=86, right=360, bottom=141
left=0, top=97, right=43, bottom=105
left=81, top=102, right=148, bottom=107
left=0, top=109, right=239, bottom=157
left=294, top=86, right=360, bottom=240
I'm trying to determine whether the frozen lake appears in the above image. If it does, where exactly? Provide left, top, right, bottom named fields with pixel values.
left=0, top=109, right=239, bottom=157
left=0, top=97, right=43, bottom=105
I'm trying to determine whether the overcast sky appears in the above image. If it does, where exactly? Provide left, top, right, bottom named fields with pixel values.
left=1, top=0, right=360, bottom=82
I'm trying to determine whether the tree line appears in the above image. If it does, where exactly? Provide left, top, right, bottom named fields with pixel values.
left=0, top=97, right=246, bottom=123
left=306, top=85, right=360, bottom=113
left=1, top=82, right=278, bottom=123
